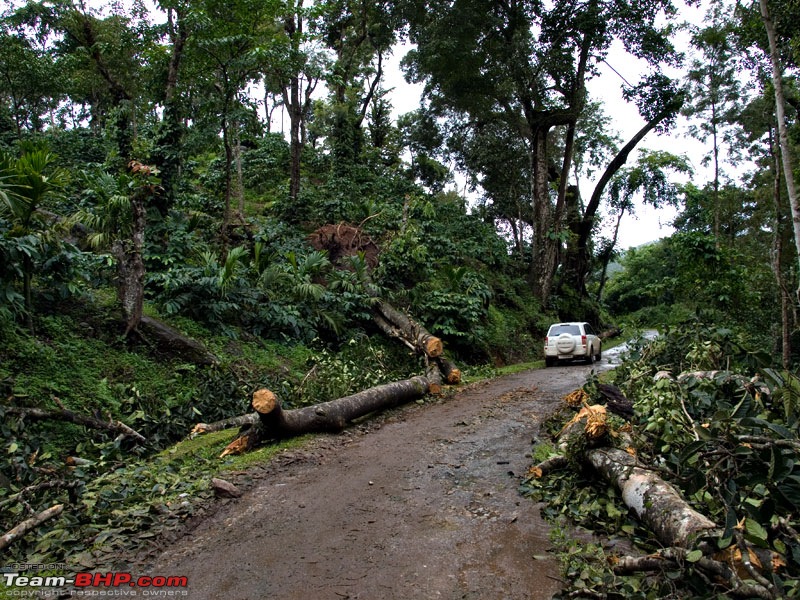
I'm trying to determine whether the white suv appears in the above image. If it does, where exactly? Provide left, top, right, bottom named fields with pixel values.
left=544, top=322, right=601, bottom=366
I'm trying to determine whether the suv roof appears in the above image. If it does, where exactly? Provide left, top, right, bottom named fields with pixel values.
left=547, top=322, right=587, bottom=335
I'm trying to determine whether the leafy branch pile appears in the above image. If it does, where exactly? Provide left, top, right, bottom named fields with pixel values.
left=523, top=322, right=800, bottom=599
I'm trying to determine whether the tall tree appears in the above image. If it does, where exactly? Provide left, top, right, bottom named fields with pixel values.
left=402, top=0, right=680, bottom=307
left=684, top=1, right=745, bottom=248
left=47, top=2, right=150, bottom=331
left=314, top=0, right=398, bottom=169
left=259, top=0, right=324, bottom=205
left=0, top=24, right=61, bottom=138
left=758, top=0, right=800, bottom=301
left=187, top=0, right=278, bottom=239
left=149, top=0, right=192, bottom=212
left=560, top=74, right=684, bottom=300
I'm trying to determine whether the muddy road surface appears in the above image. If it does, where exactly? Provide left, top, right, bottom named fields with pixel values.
left=144, top=358, right=619, bottom=600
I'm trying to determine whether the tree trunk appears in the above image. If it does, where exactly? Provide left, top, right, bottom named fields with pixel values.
left=434, top=357, right=462, bottom=384
left=596, top=206, right=626, bottom=302
left=530, top=126, right=555, bottom=304
left=759, top=0, right=800, bottom=302
left=586, top=447, right=717, bottom=547
left=561, top=99, right=682, bottom=298
left=113, top=184, right=146, bottom=335
left=139, top=315, right=218, bottom=365
left=221, top=371, right=441, bottom=455
left=152, top=5, right=189, bottom=213
left=770, top=126, right=793, bottom=367
left=373, top=300, right=443, bottom=358
left=235, top=131, right=245, bottom=218
left=220, top=100, right=234, bottom=243
left=256, top=374, right=433, bottom=435
left=283, top=4, right=304, bottom=204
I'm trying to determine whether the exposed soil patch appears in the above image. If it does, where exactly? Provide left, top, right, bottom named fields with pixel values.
left=141, top=363, right=605, bottom=599
left=308, top=223, right=380, bottom=269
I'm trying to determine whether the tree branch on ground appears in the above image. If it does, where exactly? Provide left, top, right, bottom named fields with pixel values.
left=0, top=504, right=64, bottom=551
left=5, top=403, right=146, bottom=444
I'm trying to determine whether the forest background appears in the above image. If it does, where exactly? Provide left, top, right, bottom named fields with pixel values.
left=2, top=0, right=800, bottom=597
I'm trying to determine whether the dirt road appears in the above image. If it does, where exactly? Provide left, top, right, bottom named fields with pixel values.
left=144, top=359, right=615, bottom=599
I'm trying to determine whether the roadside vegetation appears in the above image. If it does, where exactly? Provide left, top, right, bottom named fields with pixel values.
left=1, top=0, right=800, bottom=597
left=524, top=324, right=800, bottom=598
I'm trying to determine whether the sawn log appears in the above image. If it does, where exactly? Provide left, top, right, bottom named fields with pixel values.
left=221, top=368, right=443, bottom=456
left=373, top=300, right=443, bottom=358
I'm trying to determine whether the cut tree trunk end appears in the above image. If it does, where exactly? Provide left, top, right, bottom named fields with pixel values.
left=435, top=357, right=462, bottom=384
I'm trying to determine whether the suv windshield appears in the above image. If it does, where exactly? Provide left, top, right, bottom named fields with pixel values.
left=549, top=324, right=581, bottom=336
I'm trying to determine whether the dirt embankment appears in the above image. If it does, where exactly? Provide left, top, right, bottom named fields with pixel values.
left=141, top=363, right=603, bottom=599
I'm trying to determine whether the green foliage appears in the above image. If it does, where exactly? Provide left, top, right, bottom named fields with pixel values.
left=0, top=143, right=89, bottom=328
left=149, top=239, right=371, bottom=341
left=1, top=424, right=307, bottom=570
left=413, top=265, right=491, bottom=344
left=604, top=234, right=776, bottom=348
left=287, top=336, right=417, bottom=407
left=241, top=133, right=290, bottom=197
left=527, top=323, right=800, bottom=598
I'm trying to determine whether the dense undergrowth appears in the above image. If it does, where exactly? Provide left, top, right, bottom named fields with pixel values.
left=0, top=289, right=531, bottom=578
left=522, top=321, right=800, bottom=599
left=0, top=131, right=555, bottom=583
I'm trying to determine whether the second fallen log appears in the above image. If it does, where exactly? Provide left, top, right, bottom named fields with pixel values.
left=254, top=375, right=432, bottom=435
left=220, top=373, right=439, bottom=456
left=373, top=300, right=443, bottom=357
left=586, top=447, right=718, bottom=548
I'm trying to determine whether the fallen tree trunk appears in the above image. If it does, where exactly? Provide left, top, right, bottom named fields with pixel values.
left=139, top=315, right=218, bottom=366
left=221, top=369, right=442, bottom=456
left=531, top=391, right=779, bottom=598
left=5, top=405, right=146, bottom=444
left=550, top=405, right=717, bottom=547
left=253, top=373, right=433, bottom=436
left=0, top=504, right=64, bottom=551
left=373, top=300, right=443, bottom=358
left=585, top=447, right=718, bottom=548
left=434, top=356, right=462, bottom=384
left=308, top=222, right=452, bottom=365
